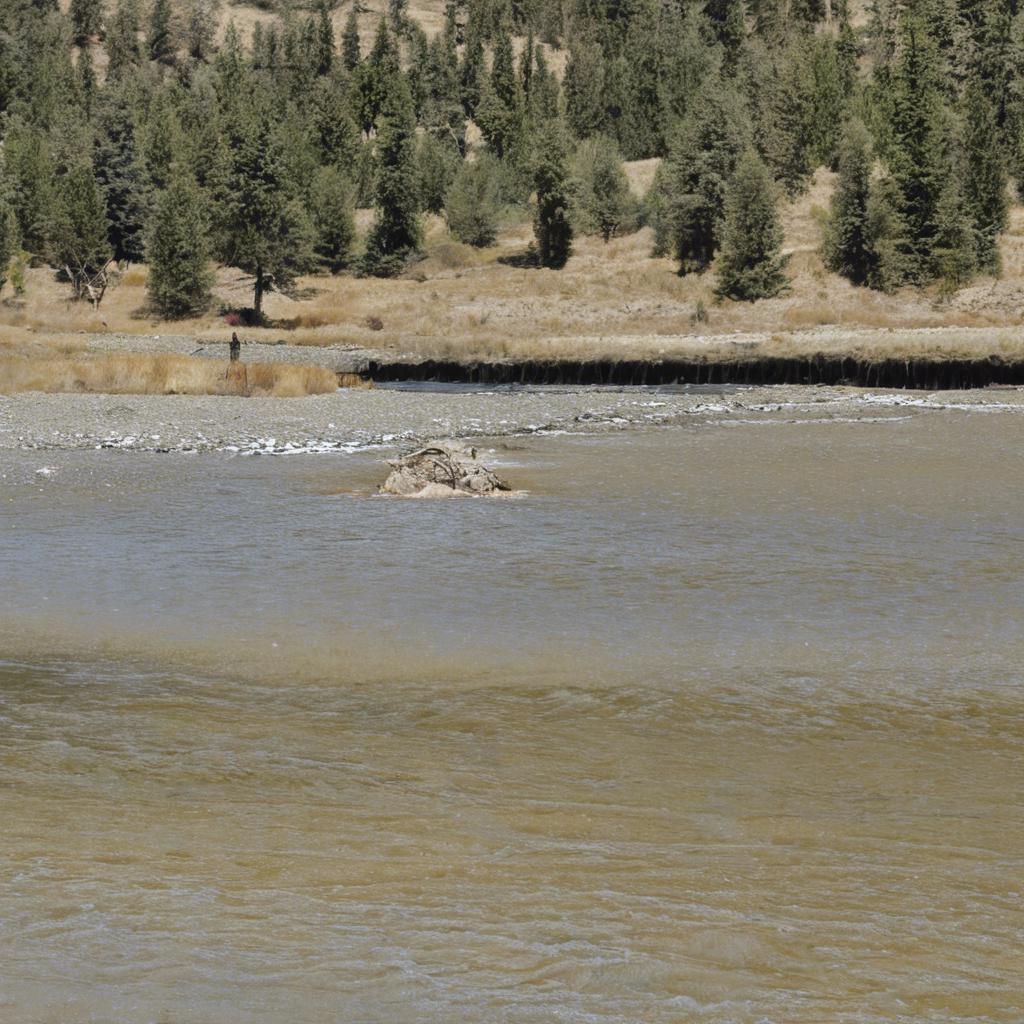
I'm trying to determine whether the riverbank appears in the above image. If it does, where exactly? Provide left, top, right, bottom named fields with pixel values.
left=3, top=382, right=1024, bottom=454
left=17, top=321, right=1024, bottom=387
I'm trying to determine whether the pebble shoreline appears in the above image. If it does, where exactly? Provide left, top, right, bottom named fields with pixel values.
left=2, top=385, right=1022, bottom=455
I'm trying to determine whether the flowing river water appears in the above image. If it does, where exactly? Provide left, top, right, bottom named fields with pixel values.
left=1, top=389, right=1022, bottom=1022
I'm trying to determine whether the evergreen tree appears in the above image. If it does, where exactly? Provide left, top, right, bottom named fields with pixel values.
left=356, top=17, right=399, bottom=134
left=416, top=133, right=458, bottom=215
left=526, top=45, right=560, bottom=126
left=931, top=166, right=978, bottom=288
left=185, top=0, right=219, bottom=62
left=704, top=0, right=746, bottom=69
left=106, top=0, right=142, bottom=80
left=50, top=162, right=113, bottom=303
left=714, top=150, right=789, bottom=301
left=459, top=19, right=485, bottom=118
left=423, top=28, right=466, bottom=155
left=3, top=121, right=57, bottom=261
left=824, top=119, right=875, bottom=286
left=658, top=80, right=749, bottom=274
left=140, top=90, right=182, bottom=192
left=885, top=12, right=952, bottom=283
left=962, top=77, right=1008, bottom=273
left=147, top=0, right=174, bottom=64
left=363, top=78, right=421, bottom=276
left=309, top=165, right=355, bottom=272
left=570, top=135, right=636, bottom=242
left=70, top=0, right=102, bottom=43
left=93, top=85, right=150, bottom=264
left=620, top=0, right=663, bottom=157
left=310, top=77, right=360, bottom=169
left=532, top=119, right=573, bottom=268
left=563, top=32, right=606, bottom=141
left=76, top=47, right=98, bottom=120
left=353, top=139, right=377, bottom=207
left=314, top=2, right=335, bottom=76
left=212, top=100, right=316, bottom=314
left=476, top=21, right=523, bottom=161
left=146, top=167, right=213, bottom=317
left=864, top=171, right=912, bottom=291
left=446, top=155, right=503, bottom=247
left=341, top=7, right=361, bottom=71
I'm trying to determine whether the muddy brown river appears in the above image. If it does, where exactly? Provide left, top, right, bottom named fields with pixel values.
left=1, top=394, right=1022, bottom=1022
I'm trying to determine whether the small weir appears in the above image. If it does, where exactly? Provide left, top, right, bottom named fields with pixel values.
left=363, top=355, right=1024, bottom=390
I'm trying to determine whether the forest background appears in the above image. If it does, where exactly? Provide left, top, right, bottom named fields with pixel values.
left=2, top=0, right=1024, bottom=366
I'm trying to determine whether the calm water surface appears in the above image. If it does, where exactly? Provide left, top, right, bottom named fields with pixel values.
left=1, top=410, right=1022, bottom=1022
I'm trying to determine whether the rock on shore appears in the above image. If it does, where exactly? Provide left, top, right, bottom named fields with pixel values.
left=379, top=441, right=511, bottom=497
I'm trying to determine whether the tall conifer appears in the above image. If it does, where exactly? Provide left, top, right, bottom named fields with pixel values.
left=715, top=150, right=789, bottom=301
left=532, top=119, right=573, bottom=268
left=146, top=167, right=212, bottom=318
left=363, top=78, right=421, bottom=276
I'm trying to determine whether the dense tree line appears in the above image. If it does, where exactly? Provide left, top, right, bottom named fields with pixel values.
left=0, top=0, right=1019, bottom=316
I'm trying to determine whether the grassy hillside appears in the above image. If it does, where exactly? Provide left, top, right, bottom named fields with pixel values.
left=5, top=162, right=1024, bottom=365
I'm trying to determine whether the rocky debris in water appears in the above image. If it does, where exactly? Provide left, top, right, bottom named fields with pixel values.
left=379, top=441, right=511, bottom=497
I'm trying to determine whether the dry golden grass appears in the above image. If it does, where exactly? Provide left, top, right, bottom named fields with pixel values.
left=0, top=351, right=337, bottom=397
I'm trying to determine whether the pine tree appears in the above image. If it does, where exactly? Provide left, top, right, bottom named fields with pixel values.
left=146, top=167, right=213, bottom=318
left=658, top=80, right=750, bottom=274
left=212, top=100, right=316, bottom=314
left=310, top=165, right=355, bottom=272
left=416, top=133, right=458, bottom=215
left=363, top=78, right=421, bottom=276
left=864, top=171, right=912, bottom=291
left=532, top=119, right=573, bottom=268
left=50, top=162, right=113, bottom=303
left=446, top=155, right=503, bottom=247
left=106, top=0, right=142, bottom=80
left=314, top=2, right=335, bottom=76
left=704, top=0, right=746, bottom=69
left=71, top=0, right=103, bottom=43
left=563, top=32, right=606, bottom=141
left=570, top=136, right=635, bottom=242
left=526, top=45, right=560, bottom=126
left=476, top=21, right=523, bottom=161
left=147, top=0, right=174, bottom=64
left=356, top=17, right=399, bottom=134
left=885, top=12, right=951, bottom=283
left=423, top=29, right=466, bottom=155
left=714, top=150, right=789, bottom=301
left=93, top=85, right=150, bottom=265
left=931, top=174, right=978, bottom=289
left=824, top=119, right=875, bottom=285
left=310, top=78, right=360, bottom=169
left=620, top=0, right=663, bottom=157
left=3, top=121, right=58, bottom=261
left=76, top=47, right=98, bottom=120
left=341, top=7, right=361, bottom=71
left=459, top=19, right=485, bottom=118
left=962, top=77, right=1008, bottom=274
left=185, top=0, right=219, bottom=62
left=140, top=90, right=182, bottom=193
